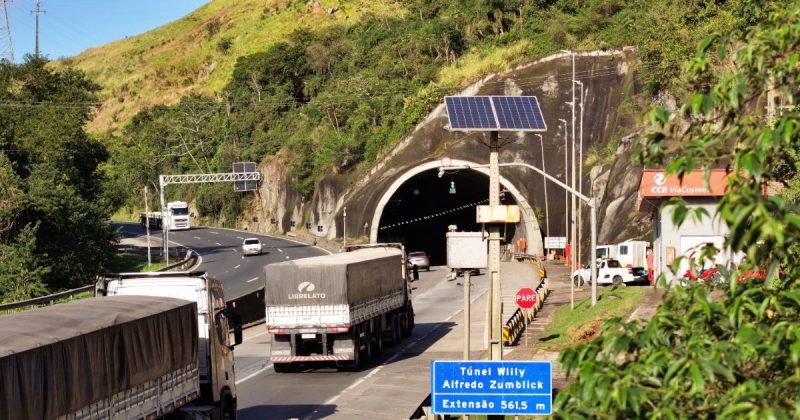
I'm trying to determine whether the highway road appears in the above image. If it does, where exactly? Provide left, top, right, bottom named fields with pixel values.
left=234, top=266, right=489, bottom=419
left=117, top=223, right=328, bottom=299
left=118, top=223, right=490, bottom=418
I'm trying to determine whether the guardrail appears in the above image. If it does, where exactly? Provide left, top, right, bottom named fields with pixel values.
left=0, top=251, right=197, bottom=314
left=503, top=264, right=550, bottom=346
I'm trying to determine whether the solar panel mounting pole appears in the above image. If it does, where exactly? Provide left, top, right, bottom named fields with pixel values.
left=488, top=131, right=502, bottom=362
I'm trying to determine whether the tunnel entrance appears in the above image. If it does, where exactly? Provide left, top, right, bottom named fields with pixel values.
left=376, top=168, right=518, bottom=266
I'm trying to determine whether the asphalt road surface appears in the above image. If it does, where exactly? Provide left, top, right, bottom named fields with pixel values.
left=117, top=223, right=328, bottom=299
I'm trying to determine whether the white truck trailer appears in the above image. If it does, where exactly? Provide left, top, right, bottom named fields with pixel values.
left=265, top=244, right=415, bottom=372
left=93, top=271, right=242, bottom=419
left=0, top=292, right=240, bottom=420
left=595, top=240, right=649, bottom=267
left=140, top=200, right=191, bottom=231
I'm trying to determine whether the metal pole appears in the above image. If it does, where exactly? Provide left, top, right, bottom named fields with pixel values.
left=463, top=270, right=471, bottom=360
left=145, top=186, right=151, bottom=267
left=590, top=199, right=597, bottom=306
left=535, top=134, right=550, bottom=258
left=559, top=119, right=567, bottom=264
left=577, top=81, right=586, bottom=272
left=343, top=206, right=347, bottom=249
left=570, top=53, right=577, bottom=279
left=488, top=131, right=502, bottom=361
left=159, top=175, right=169, bottom=265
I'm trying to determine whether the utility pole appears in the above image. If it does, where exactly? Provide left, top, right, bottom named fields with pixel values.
left=576, top=81, right=585, bottom=271
left=534, top=134, right=550, bottom=257
left=31, top=0, right=45, bottom=57
left=558, top=119, right=568, bottom=264
left=569, top=52, right=577, bottom=277
left=144, top=186, right=151, bottom=267
left=488, top=131, right=502, bottom=361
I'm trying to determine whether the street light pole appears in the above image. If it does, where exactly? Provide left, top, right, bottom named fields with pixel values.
left=159, top=175, right=169, bottom=265
left=559, top=118, right=568, bottom=249
left=534, top=134, right=550, bottom=258
left=576, top=80, right=585, bottom=271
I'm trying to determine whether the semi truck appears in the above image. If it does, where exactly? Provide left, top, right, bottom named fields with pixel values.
left=140, top=200, right=192, bottom=230
left=94, top=271, right=241, bottom=419
left=265, top=244, right=415, bottom=372
left=0, top=289, right=241, bottom=420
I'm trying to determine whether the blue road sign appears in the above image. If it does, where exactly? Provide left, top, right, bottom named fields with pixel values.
left=431, top=360, right=552, bottom=416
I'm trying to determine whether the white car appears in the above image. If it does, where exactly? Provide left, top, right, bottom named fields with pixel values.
left=242, top=238, right=263, bottom=256
left=572, top=258, right=647, bottom=286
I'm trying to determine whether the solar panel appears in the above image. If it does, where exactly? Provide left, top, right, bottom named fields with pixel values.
left=492, top=96, right=546, bottom=131
left=445, top=96, right=497, bottom=130
left=445, top=96, right=546, bottom=132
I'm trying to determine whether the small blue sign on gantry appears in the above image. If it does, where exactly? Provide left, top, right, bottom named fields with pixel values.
left=431, top=360, right=552, bottom=416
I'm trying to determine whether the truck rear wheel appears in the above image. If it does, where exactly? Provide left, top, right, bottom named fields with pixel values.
left=219, top=389, right=236, bottom=420
left=373, top=318, right=384, bottom=355
left=612, top=275, right=623, bottom=286
left=363, top=323, right=373, bottom=362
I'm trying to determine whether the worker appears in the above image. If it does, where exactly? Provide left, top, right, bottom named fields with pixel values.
left=646, top=248, right=655, bottom=285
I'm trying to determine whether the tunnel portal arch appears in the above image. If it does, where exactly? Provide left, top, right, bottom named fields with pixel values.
left=370, top=159, right=543, bottom=256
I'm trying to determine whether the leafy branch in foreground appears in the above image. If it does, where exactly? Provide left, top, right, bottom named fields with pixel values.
left=555, top=3, right=800, bottom=418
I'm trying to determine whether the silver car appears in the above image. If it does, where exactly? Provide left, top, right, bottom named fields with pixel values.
left=407, top=251, right=430, bottom=271
left=241, top=238, right=263, bottom=256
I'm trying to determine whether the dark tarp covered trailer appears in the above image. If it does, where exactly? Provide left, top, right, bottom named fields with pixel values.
left=264, top=247, right=406, bottom=307
left=0, top=296, right=198, bottom=420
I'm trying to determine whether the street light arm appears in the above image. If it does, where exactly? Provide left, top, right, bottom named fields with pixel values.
left=440, top=163, right=593, bottom=205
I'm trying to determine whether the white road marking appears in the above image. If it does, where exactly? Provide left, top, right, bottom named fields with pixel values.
left=210, top=231, right=219, bottom=234
left=237, top=236, right=244, bottom=239
left=246, top=277, right=259, bottom=283
left=215, top=242, right=222, bottom=246
left=193, top=236, right=201, bottom=240
left=313, top=278, right=489, bottom=414
left=236, top=364, right=273, bottom=385
left=278, top=248, right=283, bottom=253
left=285, top=256, right=290, bottom=259
left=234, top=265, right=241, bottom=270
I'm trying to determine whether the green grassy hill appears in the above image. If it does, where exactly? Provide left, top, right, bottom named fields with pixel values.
left=55, top=0, right=404, bottom=133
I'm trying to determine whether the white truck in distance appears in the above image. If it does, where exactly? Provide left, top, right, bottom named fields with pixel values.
left=572, top=258, right=648, bottom=286
left=140, top=200, right=191, bottom=230
left=596, top=240, right=649, bottom=267
left=95, top=271, right=242, bottom=419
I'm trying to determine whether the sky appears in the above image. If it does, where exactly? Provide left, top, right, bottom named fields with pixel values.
left=5, top=0, right=208, bottom=62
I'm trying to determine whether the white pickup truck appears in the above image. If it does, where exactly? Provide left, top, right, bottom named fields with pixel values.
left=572, top=258, right=648, bottom=286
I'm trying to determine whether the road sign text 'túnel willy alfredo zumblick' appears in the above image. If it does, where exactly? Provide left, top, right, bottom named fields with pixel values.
left=431, top=361, right=552, bottom=416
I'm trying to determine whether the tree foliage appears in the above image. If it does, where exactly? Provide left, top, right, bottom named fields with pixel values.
left=0, top=56, right=118, bottom=298
left=556, top=3, right=800, bottom=417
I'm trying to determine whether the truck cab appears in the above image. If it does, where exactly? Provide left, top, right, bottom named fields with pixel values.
left=95, top=271, right=241, bottom=418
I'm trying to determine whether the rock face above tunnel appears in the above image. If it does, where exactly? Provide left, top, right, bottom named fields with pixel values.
left=245, top=48, right=652, bottom=258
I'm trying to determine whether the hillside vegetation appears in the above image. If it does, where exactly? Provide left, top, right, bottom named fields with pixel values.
left=103, top=0, right=758, bottom=223
left=55, top=0, right=405, bottom=133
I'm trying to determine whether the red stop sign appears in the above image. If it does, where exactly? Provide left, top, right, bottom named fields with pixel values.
left=516, top=287, right=537, bottom=309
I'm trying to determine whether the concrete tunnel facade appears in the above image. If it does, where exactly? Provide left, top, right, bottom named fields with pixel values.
left=291, top=49, right=639, bottom=262
left=369, top=159, right=543, bottom=258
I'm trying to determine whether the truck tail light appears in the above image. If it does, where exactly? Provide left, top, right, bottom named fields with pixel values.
left=267, top=327, right=286, bottom=334
left=330, top=326, right=349, bottom=333
left=627, top=267, right=633, bottom=274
